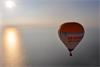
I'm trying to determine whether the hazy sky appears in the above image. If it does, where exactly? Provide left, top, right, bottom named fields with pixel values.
left=0, top=0, right=99, bottom=28
left=0, top=0, right=99, bottom=67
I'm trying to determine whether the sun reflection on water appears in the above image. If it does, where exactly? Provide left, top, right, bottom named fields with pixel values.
left=3, top=27, right=24, bottom=67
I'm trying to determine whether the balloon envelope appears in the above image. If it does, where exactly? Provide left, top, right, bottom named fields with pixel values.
left=58, top=22, right=85, bottom=56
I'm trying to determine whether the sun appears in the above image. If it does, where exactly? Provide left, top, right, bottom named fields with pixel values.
left=5, top=0, right=16, bottom=8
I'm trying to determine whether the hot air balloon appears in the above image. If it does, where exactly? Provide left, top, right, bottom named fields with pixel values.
left=58, top=22, right=85, bottom=56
